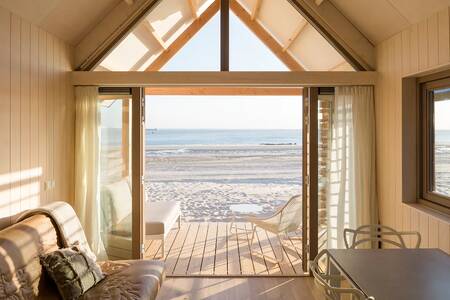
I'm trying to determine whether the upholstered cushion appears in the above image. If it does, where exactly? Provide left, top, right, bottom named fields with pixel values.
left=145, top=201, right=181, bottom=236
left=82, top=260, right=165, bottom=299
left=40, top=247, right=104, bottom=300
left=103, top=180, right=132, bottom=225
left=0, top=214, right=60, bottom=299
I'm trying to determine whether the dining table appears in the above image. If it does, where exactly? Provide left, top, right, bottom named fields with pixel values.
left=327, top=248, right=450, bottom=300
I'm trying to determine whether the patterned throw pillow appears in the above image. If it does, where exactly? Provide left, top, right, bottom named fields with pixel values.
left=40, top=246, right=105, bottom=300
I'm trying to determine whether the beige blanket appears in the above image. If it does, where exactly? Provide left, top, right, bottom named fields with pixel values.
left=15, top=201, right=93, bottom=256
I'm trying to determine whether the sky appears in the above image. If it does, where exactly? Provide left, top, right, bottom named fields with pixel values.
left=145, top=12, right=302, bottom=130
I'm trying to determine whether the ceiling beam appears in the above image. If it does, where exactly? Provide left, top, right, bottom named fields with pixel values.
left=76, top=0, right=161, bottom=70
left=282, top=19, right=308, bottom=52
left=143, top=21, right=167, bottom=49
left=72, top=71, right=378, bottom=86
left=251, top=0, right=262, bottom=21
left=145, top=0, right=219, bottom=71
left=230, top=0, right=304, bottom=71
left=220, top=0, right=230, bottom=71
left=187, top=0, right=198, bottom=19
left=288, top=0, right=375, bottom=70
left=145, top=86, right=303, bottom=95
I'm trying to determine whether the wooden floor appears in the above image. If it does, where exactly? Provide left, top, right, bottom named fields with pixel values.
left=156, top=277, right=322, bottom=300
left=145, top=222, right=305, bottom=276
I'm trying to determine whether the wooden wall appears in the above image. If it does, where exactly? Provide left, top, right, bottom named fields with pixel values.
left=376, top=7, right=450, bottom=253
left=0, top=6, right=75, bottom=229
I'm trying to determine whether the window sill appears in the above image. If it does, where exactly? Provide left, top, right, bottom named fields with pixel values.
left=405, top=201, right=450, bottom=224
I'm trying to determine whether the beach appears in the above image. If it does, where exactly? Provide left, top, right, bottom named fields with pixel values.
left=146, top=144, right=302, bottom=222
left=100, top=129, right=450, bottom=223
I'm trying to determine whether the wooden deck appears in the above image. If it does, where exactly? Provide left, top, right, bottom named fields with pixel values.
left=145, top=222, right=305, bottom=277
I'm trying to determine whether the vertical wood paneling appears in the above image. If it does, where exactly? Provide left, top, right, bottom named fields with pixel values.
left=428, top=217, right=439, bottom=248
left=438, top=8, right=450, bottom=64
left=0, top=7, right=74, bottom=228
left=402, top=205, right=412, bottom=247
left=418, top=19, right=428, bottom=70
left=47, top=34, right=54, bottom=203
left=0, top=7, right=11, bottom=227
left=20, top=20, right=30, bottom=212
left=30, top=24, right=39, bottom=208
left=410, top=24, right=419, bottom=73
left=427, top=14, right=439, bottom=67
left=401, top=30, right=411, bottom=75
left=376, top=7, right=450, bottom=253
left=10, top=15, right=21, bottom=216
left=438, top=222, right=450, bottom=254
left=38, top=29, right=47, bottom=204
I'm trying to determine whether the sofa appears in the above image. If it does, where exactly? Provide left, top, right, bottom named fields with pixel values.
left=0, top=203, right=165, bottom=299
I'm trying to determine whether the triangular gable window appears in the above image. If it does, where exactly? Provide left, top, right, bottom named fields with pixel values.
left=96, top=0, right=354, bottom=72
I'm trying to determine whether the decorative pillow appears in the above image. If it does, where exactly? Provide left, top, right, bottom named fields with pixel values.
left=40, top=246, right=105, bottom=300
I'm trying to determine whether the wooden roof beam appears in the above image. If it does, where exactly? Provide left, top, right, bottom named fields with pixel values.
left=251, top=0, right=262, bottom=21
left=282, top=19, right=308, bottom=52
left=145, top=0, right=220, bottom=71
left=145, top=86, right=303, bottom=96
left=289, top=0, right=375, bottom=70
left=76, top=0, right=161, bottom=70
left=143, top=21, right=167, bottom=50
left=188, top=0, right=198, bottom=19
left=230, top=0, right=304, bottom=71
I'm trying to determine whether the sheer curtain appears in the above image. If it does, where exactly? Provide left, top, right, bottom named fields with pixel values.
left=74, top=86, right=107, bottom=259
left=327, top=86, right=378, bottom=249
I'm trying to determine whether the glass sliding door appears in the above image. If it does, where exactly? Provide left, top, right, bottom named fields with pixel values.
left=98, top=87, right=145, bottom=260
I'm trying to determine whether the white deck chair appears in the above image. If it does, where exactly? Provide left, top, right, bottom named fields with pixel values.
left=310, top=250, right=373, bottom=300
left=245, top=195, right=302, bottom=262
left=343, top=224, right=421, bottom=249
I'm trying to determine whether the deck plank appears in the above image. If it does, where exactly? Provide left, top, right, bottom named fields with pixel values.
left=245, top=223, right=268, bottom=275
left=283, top=232, right=304, bottom=274
left=265, top=230, right=293, bottom=275
left=187, top=222, right=208, bottom=275
left=214, top=222, right=228, bottom=275
left=173, top=223, right=199, bottom=275
left=256, top=228, right=282, bottom=275
left=145, top=222, right=304, bottom=276
left=165, top=223, right=191, bottom=274
left=201, top=222, right=217, bottom=275
left=236, top=223, right=256, bottom=275
left=227, top=223, right=242, bottom=275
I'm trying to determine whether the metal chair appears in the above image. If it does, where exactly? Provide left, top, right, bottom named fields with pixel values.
left=343, top=224, right=421, bottom=249
left=310, top=250, right=372, bottom=300
left=245, top=195, right=302, bottom=262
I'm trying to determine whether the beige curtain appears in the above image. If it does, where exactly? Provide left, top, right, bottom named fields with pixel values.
left=327, top=86, right=378, bottom=249
left=74, top=86, right=107, bottom=260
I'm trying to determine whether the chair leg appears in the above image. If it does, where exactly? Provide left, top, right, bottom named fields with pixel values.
left=177, top=216, right=181, bottom=229
left=161, top=239, right=165, bottom=259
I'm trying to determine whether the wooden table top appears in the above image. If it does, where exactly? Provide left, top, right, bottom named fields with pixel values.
left=328, top=249, right=450, bottom=300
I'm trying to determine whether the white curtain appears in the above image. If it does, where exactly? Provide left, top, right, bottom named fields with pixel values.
left=74, top=86, right=107, bottom=260
left=327, top=86, right=378, bottom=249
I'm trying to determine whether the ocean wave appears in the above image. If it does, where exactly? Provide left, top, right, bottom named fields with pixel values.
left=150, top=148, right=191, bottom=155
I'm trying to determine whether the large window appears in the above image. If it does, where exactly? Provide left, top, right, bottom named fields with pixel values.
left=421, top=77, right=450, bottom=213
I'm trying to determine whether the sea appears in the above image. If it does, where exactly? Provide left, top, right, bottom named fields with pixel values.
left=101, top=128, right=450, bottom=146
left=102, top=129, right=302, bottom=146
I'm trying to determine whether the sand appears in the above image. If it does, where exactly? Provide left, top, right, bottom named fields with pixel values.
left=145, top=144, right=302, bottom=222
left=101, top=143, right=450, bottom=222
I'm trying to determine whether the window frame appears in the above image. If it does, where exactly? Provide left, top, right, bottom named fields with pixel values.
left=419, top=76, right=450, bottom=214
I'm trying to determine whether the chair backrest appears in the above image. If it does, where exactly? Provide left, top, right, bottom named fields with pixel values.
left=100, top=179, right=132, bottom=232
left=310, top=250, right=370, bottom=300
left=344, top=224, right=421, bottom=249
left=278, top=194, right=302, bottom=232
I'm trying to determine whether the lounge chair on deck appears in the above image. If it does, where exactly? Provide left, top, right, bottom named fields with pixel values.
left=101, top=179, right=181, bottom=260
left=245, top=194, right=302, bottom=262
